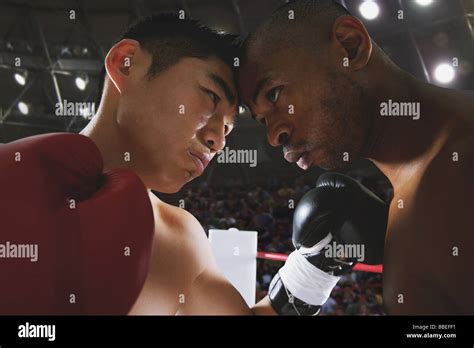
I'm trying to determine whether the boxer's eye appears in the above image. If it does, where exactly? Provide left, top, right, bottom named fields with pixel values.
left=207, top=90, right=221, bottom=106
left=266, top=87, right=282, bottom=104
left=201, top=87, right=221, bottom=108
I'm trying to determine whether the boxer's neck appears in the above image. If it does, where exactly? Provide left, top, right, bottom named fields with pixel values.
left=80, top=86, right=130, bottom=174
left=366, top=62, right=455, bottom=188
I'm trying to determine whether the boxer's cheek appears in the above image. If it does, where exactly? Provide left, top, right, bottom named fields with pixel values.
left=195, top=113, right=213, bottom=131
left=188, top=95, right=214, bottom=135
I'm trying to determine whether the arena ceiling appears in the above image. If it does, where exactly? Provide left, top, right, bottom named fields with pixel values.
left=0, top=0, right=473, bottom=146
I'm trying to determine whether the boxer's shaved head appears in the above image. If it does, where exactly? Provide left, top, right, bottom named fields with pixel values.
left=244, top=0, right=349, bottom=57
left=240, top=0, right=381, bottom=170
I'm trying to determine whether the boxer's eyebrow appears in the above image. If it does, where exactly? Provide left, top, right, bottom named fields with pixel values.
left=252, top=77, right=273, bottom=104
left=208, top=73, right=236, bottom=106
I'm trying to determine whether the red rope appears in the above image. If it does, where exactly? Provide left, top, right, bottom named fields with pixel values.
left=257, top=251, right=383, bottom=274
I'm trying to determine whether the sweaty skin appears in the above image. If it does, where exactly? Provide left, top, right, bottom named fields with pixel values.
left=240, top=14, right=474, bottom=314
left=81, top=39, right=276, bottom=315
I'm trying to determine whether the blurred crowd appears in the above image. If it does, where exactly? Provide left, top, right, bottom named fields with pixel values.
left=182, top=175, right=387, bottom=316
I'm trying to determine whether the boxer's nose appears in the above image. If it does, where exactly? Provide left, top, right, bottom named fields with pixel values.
left=267, top=122, right=290, bottom=147
left=198, top=118, right=226, bottom=153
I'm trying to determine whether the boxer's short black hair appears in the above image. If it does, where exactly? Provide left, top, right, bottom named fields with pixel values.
left=243, top=0, right=350, bottom=59
left=96, top=13, right=240, bottom=105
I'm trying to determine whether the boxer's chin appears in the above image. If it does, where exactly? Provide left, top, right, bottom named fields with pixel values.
left=150, top=180, right=184, bottom=194
left=312, top=153, right=352, bottom=171
left=318, top=161, right=350, bottom=171
left=149, top=171, right=190, bottom=194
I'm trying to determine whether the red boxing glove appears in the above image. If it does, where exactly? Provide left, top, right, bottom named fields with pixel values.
left=0, top=133, right=154, bottom=314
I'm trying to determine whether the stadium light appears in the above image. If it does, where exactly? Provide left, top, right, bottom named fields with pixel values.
left=14, top=71, right=28, bottom=86
left=359, top=0, right=380, bottom=20
left=18, top=101, right=29, bottom=115
left=415, top=0, right=433, bottom=6
left=75, top=74, right=89, bottom=91
left=434, top=63, right=455, bottom=84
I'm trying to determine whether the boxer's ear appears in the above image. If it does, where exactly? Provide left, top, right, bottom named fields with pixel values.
left=331, top=16, right=372, bottom=71
left=105, top=39, right=140, bottom=93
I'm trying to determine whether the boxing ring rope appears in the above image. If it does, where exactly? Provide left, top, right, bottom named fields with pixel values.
left=257, top=251, right=383, bottom=274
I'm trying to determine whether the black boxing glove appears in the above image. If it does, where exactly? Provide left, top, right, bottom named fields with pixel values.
left=268, top=172, right=388, bottom=315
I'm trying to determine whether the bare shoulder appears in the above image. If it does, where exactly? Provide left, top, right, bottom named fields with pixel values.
left=429, top=124, right=472, bottom=196
left=130, top=193, right=215, bottom=314
left=406, top=124, right=474, bottom=260
left=154, top=197, right=208, bottom=241
left=408, top=129, right=474, bottom=312
left=150, top=193, right=214, bottom=274
left=416, top=131, right=473, bottom=234
left=415, top=130, right=473, bottom=264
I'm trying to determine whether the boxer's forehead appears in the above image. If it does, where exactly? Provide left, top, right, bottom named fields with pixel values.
left=178, top=57, right=234, bottom=84
left=173, top=56, right=238, bottom=106
left=240, top=47, right=323, bottom=109
left=239, top=52, right=290, bottom=107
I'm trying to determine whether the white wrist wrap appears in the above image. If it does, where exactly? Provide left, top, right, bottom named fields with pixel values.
left=278, top=249, right=341, bottom=306
left=297, top=232, right=333, bottom=255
